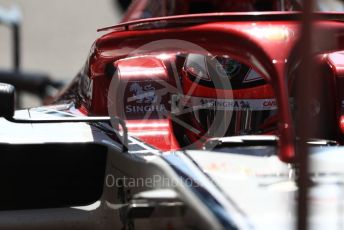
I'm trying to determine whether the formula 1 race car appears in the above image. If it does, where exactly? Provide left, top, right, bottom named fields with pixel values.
left=1, top=0, right=344, bottom=229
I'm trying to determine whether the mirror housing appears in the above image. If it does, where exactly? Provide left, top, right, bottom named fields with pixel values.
left=0, top=83, right=15, bottom=119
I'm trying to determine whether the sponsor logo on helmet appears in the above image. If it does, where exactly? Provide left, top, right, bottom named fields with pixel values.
left=176, top=96, right=277, bottom=112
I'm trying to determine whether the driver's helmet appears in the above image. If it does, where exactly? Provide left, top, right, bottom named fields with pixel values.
left=174, top=54, right=278, bottom=145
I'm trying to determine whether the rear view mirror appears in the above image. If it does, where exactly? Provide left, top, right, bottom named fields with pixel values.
left=0, top=82, right=128, bottom=151
left=0, top=83, right=15, bottom=119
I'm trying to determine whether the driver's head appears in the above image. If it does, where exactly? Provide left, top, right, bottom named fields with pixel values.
left=175, top=54, right=277, bottom=145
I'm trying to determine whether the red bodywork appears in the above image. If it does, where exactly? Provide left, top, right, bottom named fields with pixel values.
left=60, top=3, right=344, bottom=162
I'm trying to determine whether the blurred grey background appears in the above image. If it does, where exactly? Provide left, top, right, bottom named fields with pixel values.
left=0, top=0, right=123, bottom=106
